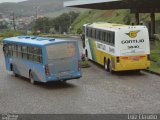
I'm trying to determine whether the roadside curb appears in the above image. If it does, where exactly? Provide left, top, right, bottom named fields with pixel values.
left=143, top=69, right=160, bottom=76
left=70, top=36, right=81, bottom=39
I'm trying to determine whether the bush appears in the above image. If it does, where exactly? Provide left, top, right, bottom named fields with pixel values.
left=153, top=34, right=160, bottom=41
left=0, top=30, right=22, bottom=38
left=77, top=28, right=82, bottom=35
left=81, top=60, right=90, bottom=68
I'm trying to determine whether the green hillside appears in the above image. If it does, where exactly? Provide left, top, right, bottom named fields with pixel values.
left=0, top=0, right=70, bottom=16
left=71, top=9, right=160, bottom=34
left=71, top=10, right=131, bottom=33
left=44, top=8, right=85, bottom=18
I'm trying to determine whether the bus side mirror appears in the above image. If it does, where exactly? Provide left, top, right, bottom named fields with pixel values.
left=3, top=44, right=8, bottom=56
left=81, top=34, right=85, bottom=41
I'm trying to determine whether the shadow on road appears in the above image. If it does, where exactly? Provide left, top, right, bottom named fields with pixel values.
left=13, top=75, right=77, bottom=90
left=89, top=60, right=147, bottom=77
left=113, top=71, right=146, bottom=77
left=38, top=81, right=76, bottom=90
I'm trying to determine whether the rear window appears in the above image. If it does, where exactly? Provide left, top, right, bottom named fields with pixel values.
left=46, top=43, right=76, bottom=60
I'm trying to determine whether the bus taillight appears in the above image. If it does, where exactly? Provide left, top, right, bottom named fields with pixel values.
left=116, top=57, right=120, bottom=63
left=147, top=55, right=150, bottom=60
left=45, top=65, right=50, bottom=76
left=122, top=57, right=128, bottom=60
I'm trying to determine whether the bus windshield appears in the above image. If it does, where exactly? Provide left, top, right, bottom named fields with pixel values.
left=46, top=43, right=76, bottom=60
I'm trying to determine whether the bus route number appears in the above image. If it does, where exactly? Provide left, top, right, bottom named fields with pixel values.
left=128, top=45, right=139, bottom=49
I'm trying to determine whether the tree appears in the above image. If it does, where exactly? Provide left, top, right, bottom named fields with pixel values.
left=33, top=17, right=51, bottom=33
left=77, top=28, right=82, bottom=35
left=32, top=11, right=79, bottom=34
left=51, top=11, right=79, bottom=34
left=0, top=21, right=8, bottom=29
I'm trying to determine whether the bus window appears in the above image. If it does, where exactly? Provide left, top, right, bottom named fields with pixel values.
left=37, top=55, right=42, bottom=63
left=105, top=32, right=108, bottom=43
left=97, top=30, right=100, bottom=40
left=86, top=28, right=89, bottom=37
left=104, top=32, right=107, bottom=42
left=92, top=29, right=95, bottom=38
left=96, top=30, right=98, bottom=39
left=47, top=43, right=76, bottom=61
left=13, top=45, right=18, bottom=57
left=109, top=32, right=115, bottom=46
left=106, top=32, right=109, bottom=43
left=28, top=47, right=34, bottom=61
left=8, top=44, right=13, bottom=56
left=33, top=48, right=42, bottom=63
left=102, top=31, right=106, bottom=41
left=100, top=31, right=102, bottom=41
left=90, top=29, right=92, bottom=38
left=17, top=45, right=22, bottom=58
left=112, top=32, right=115, bottom=46
left=22, top=46, right=28, bottom=60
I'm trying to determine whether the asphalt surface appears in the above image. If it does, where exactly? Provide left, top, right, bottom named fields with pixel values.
left=0, top=38, right=160, bottom=114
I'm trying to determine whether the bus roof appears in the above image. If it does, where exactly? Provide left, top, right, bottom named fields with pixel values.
left=87, top=22, right=146, bottom=31
left=3, top=36, right=72, bottom=46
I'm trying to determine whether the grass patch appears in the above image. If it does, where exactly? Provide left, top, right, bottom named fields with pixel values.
left=0, top=37, right=3, bottom=44
left=0, top=30, right=22, bottom=38
left=149, top=38, right=160, bottom=74
left=0, top=30, right=24, bottom=44
left=149, top=61, right=160, bottom=74
left=81, top=60, right=90, bottom=68
left=71, top=9, right=134, bottom=33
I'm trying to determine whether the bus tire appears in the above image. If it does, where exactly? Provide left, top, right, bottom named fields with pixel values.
left=108, top=61, right=113, bottom=73
left=134, top=70, right=141, bottom=73
left=10, top=64, right=13, bottom=71
left=14, top=72, right=18, bottom=77
left=104, top=58, right=108, bottom=71
left=61, top=80, right=67, bottom=83
left=85, top=50, right=88, bottom=60
left=11, top=64, right=18, bottom=77
left=29, top=71, right=36, bottom=85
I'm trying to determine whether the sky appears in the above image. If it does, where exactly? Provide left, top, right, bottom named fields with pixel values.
left=0, top=0, right=27, bottom=3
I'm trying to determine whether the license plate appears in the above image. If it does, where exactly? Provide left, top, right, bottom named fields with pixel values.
left=59, top=72, right=71, bottom=78
left=130, top=56, right=140, bottom=61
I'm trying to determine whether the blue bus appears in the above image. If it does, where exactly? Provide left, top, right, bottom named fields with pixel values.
left=3, top=36, right=82, bottom=84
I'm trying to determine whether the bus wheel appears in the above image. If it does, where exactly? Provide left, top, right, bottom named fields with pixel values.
left=85, top=50, right=88, bottom=60
left=61, top=80, right=67, bottom=83
left=14, top=72, right=18, bottom=77
left=11, top=65, right=18, bottom=77
left=134, top=70, right=141, bottom=73
left=108, top=61, right=113, bottom=73
left=104, top=59, right=108, bottom=71
left=29, top=71, right=35, bottom=85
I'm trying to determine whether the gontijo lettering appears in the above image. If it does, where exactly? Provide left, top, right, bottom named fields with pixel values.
left=121, top=39, right=144, bottom=44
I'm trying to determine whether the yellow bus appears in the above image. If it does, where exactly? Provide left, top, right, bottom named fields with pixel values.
left=83, top=22, right=150, bottom=73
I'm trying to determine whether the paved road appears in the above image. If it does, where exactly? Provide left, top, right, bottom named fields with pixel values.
left=0, top=38, right=160, bottom=114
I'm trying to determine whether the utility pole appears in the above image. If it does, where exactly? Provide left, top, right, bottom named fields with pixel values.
left=12, top=12, right=16, bottom=30
left=36, top=6, right=39, bottom=19
left=69, top=15, right=71, bottom=33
